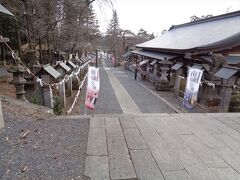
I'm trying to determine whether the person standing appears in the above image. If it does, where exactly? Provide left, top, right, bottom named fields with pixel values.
left=134, top=65, right=138, bottom=80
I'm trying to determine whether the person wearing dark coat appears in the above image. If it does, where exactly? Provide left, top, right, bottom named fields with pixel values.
left=134, top=66, right=138, bottom=80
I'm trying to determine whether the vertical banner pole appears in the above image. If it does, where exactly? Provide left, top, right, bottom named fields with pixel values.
left=84, top=66, right=100, bottom=111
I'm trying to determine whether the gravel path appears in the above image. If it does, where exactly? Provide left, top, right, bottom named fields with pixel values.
left=0, top=114, right=89, bottom=180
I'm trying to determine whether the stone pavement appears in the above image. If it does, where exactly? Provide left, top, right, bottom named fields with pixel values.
left=84, top=113, right=240, bottom=180
left=117, top=67, right=203, bottom=113
left=102, top=59, right=141, bottom=114
left=100, top=58, right=175, bottom=114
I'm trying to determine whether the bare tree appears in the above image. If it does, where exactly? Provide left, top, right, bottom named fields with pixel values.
left=137, top=28, right=155, bottom=43
left=119, top=29, right=136, bottom=53
left=190, top=14, right=213, bottom=22
left=1, top=0, right=112, bottom=61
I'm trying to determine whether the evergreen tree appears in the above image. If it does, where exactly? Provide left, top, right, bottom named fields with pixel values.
left=106, top=10, right=120, bottom=51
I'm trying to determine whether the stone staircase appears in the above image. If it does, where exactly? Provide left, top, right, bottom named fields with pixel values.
left=84, top=114, right=138, bottom=180
left=80, top=113, right=240, bottom=180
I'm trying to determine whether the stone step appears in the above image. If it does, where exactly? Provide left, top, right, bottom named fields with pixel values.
left=83, top=113, right=240, bottom=180
left=84, top=116, right=137, bottom=180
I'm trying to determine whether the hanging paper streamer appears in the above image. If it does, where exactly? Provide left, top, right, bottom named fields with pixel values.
left=36, top=78, right=43, bottom=87
left=26, top=68, right=31, bottom=74
left=66, top=73, right=88, bottom=114
left=49, top=85, right=53, bottom=108
left=4, top=41, right=94, bottom=113
left=207, top=82, right=215, bottom=90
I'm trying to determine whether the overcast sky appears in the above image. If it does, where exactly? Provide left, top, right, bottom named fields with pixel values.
left=93, top=0, right=240, bottom=36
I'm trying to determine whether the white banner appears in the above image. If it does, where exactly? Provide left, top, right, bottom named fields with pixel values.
left=85, top=66, right=100, bottom=110
left=183, top=68, right=203, bottom=109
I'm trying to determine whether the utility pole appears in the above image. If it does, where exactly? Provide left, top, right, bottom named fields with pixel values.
left=15, top=16, right=22, bottom=56
left=95, top=49, right=98, bottom=68
left=114, top=50, right=117, bottom=68
left=24, top=12, right=32, bottom=49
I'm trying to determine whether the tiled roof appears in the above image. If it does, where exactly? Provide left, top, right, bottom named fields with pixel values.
left=0, top=4, right=14, bottom=16
left=131, top=50, right=176, bottom=60
left=137, top=11, right=240, bottom=54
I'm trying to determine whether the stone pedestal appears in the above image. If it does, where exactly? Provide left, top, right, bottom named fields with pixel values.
left=8, top=64, right=27, bottom=101
left=0, top=96, right=4, bottom=129
left=66, top=76, right=73, bottom=97
left=220, top=86, right=233, bottom=112
left=43, top=86, right=53, bottom=108
left=174, top=75, right=181, bottom=96
left=153, top=63, right=158, bottom=83
left=156, top=58, right=172, bottom=91
left=156, top=66, right=170, bottom=91
left=169, top=73, right=175, bottom=87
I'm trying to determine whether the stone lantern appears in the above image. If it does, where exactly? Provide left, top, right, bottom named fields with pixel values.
left=8, top=63, right=27, bottom=101
left=55, top=62, right=72, bottom=97
left=34, top=64, right=61, bottom=108
left=55, top=61, right=71, bottom=77
left=70, top=54, right=82, bottom=67
left=2, top=36, right=27, bottom=101
left=67, top=60, right=79, bottom=90
left=155, top=57, right=172, bottom=91
left=67, top=60, right=77, bottom=71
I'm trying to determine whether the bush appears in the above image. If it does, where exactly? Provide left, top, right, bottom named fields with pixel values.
left=53, top=96, right=63, bottom=115
left=29, top=95, right=42, bottom=105
left=29, top=89, right=43, bottom=105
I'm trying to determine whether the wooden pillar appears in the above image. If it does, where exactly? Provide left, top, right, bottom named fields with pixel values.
left=174, top=76, right=181, bottom=96
left=59, top=81, right=66, bottom=111
left=1, top=44, right=6, bottom=65
left=174, top=68, right=183, bottom=96
left=66, top=76, right=73, bottom=97
left=72, top=75, right=80, bottom=90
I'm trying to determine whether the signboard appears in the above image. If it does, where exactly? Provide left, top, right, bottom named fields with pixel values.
left=85, top=66, right=100, bottom=110
left=183, top=68, right=203, bottom=109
